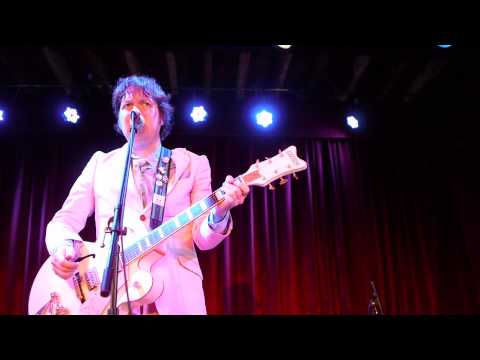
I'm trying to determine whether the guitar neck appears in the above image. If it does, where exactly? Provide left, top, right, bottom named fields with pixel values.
left=121, top=145, right=307, bottom=264
left=123, top=176, right=244, bottom=264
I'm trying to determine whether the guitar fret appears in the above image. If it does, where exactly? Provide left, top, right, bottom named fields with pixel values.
left=144, top=236, right=151, bottom=247
left=178, top=212, right=190, bottom=226
left=124, top=249, right=135, bottom=263
left=190, top=204, right=203, bottom=217
left=162, top=221, right=176, bottom=236
left=150, top=233, right=157, bottom=246
left=157, top=227, right=164, bottom=239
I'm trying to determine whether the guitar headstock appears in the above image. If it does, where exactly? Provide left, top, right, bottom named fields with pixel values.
left=240, top=146, right=308, bottom=187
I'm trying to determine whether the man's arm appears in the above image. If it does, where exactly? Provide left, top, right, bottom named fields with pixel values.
left=46, top=151, right=102, bottom=255
left=190, top=155, right=233, bottom=250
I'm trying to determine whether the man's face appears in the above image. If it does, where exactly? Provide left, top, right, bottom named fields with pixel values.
left=118, top=86, right=163, bottom=144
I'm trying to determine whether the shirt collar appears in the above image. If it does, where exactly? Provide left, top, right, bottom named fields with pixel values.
left=131, top=143, right=162, bottom=166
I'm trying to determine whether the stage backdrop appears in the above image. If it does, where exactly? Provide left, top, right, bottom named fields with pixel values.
left=0, top=133, right=478, bottom=314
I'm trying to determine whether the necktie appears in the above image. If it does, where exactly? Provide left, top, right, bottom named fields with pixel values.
left=133, top=159, right=154, bottom=208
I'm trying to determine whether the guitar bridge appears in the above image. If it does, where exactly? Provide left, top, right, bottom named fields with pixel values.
left=85, top=269, right=100, bottom=291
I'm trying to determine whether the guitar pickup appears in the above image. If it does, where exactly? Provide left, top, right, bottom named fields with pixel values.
left=72, top=272, right=86, bottom=303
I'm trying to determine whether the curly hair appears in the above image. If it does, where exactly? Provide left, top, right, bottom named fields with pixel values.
left=112, top=75, right=174, bottom=140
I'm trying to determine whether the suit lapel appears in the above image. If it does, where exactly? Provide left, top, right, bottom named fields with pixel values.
left=167, top=148, right=189, bottom=195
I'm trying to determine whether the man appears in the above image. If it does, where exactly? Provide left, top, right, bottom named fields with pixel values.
left=46, top=75, right=249, bottom=314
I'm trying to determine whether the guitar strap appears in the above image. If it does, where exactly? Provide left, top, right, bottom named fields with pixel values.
left=150, top=146, right=172, bottom=230
left=138, top=146, right=172, bottom=315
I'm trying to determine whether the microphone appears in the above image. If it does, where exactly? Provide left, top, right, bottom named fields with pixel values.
left=130, top=110, right=144, bottom=132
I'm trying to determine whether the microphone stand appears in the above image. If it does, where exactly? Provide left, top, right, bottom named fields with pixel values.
left=100, top=111, right=140, bottom=315
left=368, top=281, right=384, bottom=315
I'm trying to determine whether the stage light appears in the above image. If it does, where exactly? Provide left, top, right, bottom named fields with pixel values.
left=276, top=45, right=292, bottom=49
left=256, top=110, right=273, bottom=128
left=63, top=107, right=80, bottom=124
left=347, top=115, right=359, bottom=129
left=190, top=106, right=207, bottom=123
left=0, top=110, right=4, bottom=121
left=437, top=45, right=452, bottom=48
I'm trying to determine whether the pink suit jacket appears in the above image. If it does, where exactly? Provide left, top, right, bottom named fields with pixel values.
left=46, top=143, right=232, bottom=314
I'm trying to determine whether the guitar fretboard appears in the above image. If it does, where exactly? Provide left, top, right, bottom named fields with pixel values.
left=122, top=183, right=236, bottom=264
left=120, top=155, right=295, bottom=264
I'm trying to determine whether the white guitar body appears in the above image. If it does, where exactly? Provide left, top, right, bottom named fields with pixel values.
left=28, top=145, right=308, bottom=315
left=28, top=241, right=167, bottom=315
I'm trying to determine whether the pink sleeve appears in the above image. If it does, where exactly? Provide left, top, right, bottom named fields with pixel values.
left=45, top=151, right=102, bottom=255
left=191, top=155, right=233, bottom=250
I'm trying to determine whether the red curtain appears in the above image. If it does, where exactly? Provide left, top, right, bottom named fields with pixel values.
left=1, top=135, right=478, bottom=314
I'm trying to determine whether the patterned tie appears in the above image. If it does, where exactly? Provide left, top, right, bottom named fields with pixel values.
left=133, top=159, right=154, bottom=208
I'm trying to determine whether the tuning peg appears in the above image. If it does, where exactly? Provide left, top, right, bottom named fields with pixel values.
left=293, top=173, right=299, bottom=180
left=265, top=157, right=272, bottom=163
left=255, top=159, right=260, bottom=168
left=268, top=183, right=276, bottom=190
left=279, top=177, right=288, bottom=185
left=278, top=149, right=284, bottom=156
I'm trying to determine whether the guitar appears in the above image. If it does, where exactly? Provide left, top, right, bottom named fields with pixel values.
left=28, top=145, right=308, bottom=315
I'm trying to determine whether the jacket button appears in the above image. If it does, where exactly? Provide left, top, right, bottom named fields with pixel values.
left=140, top=214, right=146, bottom=221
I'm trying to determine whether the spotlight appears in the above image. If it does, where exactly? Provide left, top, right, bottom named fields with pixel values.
left=347, top=115, right=359, bottom=129
left=256, top=110, right=273, bottom=128
left=276, top=45, right=292, bottom=49
left=63, top=107, right=80, bottom=124
left=0, top=109, right=4, bottom=121
left=437, top=44, right=452, bottom=48
left=190, top=106, right=207, bottom=123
